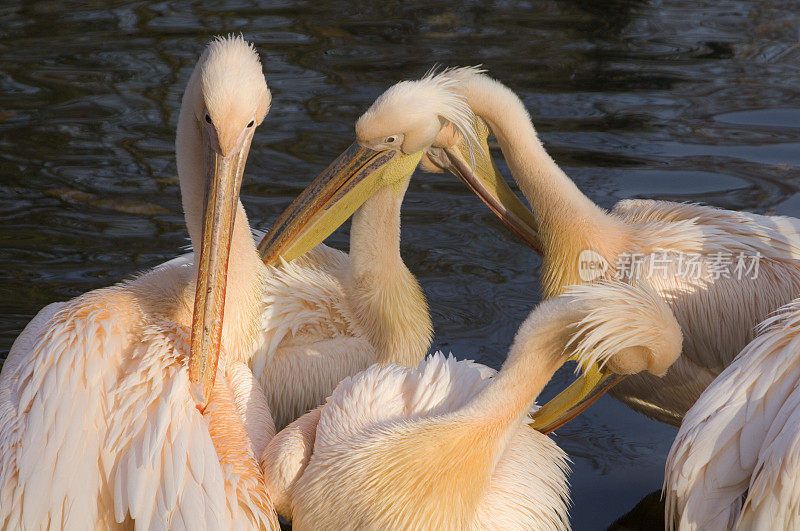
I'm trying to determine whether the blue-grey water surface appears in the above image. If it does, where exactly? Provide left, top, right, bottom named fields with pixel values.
left=1, top=1, right=800, bottom=529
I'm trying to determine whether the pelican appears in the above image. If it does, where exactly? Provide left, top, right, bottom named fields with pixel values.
left=425, top=67, right=800, bottom=428
left=665, top=298, right=800, bottom=530
left=0, top=36, right=280, bottom=528
left=251, top=69, right=538, bottom=430
left=261, top=279, right=683, bottom=529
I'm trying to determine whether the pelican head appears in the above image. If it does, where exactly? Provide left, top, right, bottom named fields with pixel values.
left=186, top=36, right=271, bottom=407
left=257, top=68, right=540, bottom=264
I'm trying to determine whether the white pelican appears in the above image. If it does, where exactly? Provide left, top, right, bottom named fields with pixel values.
left=665, top=298, right=800, bottom=530
left=261, top=279, right=683, bottom=529
left=424, top=67, right=800, bottom=428
left=251, top=69, right=539, bottom=430
left=0, top=36, right=280, bottom=529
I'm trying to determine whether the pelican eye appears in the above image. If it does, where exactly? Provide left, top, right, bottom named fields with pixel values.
left=205, top=113, right=213, bottom=124
left=385, top=136, right=397, bottom=143
left=247, top=120, right=255, bottom=128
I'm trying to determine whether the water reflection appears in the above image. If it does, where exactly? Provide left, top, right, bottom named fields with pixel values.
left=1, top=1, right=799, bottom=528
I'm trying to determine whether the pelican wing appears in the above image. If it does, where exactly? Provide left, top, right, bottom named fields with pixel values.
left=287, top=354, right=497, bottom=528
left=263, top=353, right=495, bottom=521
left=738, top=384, right=800, bottom=530
left=254, top=244, right=355, bottom=377
left=603, top=200, right=800, bottom=424
left=105, top=321, right=231, bottom=529
left=614, top=199, right=800, bottom=260
left=0, top=293, right=132, bottom=529
left=105, top=320, right=280, bottom=530
left=253, top=244, right=377, bottom=430
left=665, top=299, right=800, bottom=529
left=317, top=352, right=495, bottom=445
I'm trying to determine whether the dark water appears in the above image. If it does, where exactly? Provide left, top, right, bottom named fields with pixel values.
left=2, top=1, right=799, bottom=528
